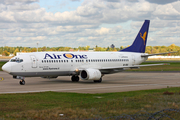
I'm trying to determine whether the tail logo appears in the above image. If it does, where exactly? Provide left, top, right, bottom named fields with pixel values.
left=140, top=32, right=147, bottom=45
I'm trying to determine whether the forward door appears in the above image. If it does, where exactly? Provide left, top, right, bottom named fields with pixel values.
left=30, top=55, right=37, bottom=68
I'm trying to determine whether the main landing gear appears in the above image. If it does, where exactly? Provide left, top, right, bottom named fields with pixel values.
left=71, top=75, right=102, bottom=83
left=19, top=79, right=25, bottom=85
left=71, top=75, right=79, bottom=82
left=94, top=77, right=102, bottom=83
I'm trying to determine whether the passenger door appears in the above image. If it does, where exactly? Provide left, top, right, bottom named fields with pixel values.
left=30, top=55, right=37, bottom=68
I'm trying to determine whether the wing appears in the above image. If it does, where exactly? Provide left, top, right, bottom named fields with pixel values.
left=76, top=63, right=169, bottom=75
left=100, top=63, right=169, bottom=70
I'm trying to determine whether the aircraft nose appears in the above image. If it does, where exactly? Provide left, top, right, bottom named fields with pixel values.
left=2, top=63, right=11, bottom=73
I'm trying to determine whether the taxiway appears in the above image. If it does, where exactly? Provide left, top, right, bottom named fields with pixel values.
left=0, top=71, right=180, bottom=94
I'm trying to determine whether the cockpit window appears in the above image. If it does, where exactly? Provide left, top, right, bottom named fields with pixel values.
left=10, top=59, right=16, bottom=62
left=10, top=59, right=23, bottom=63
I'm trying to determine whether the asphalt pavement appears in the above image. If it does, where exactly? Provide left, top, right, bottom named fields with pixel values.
left=0, top=71, right=180, bottom=94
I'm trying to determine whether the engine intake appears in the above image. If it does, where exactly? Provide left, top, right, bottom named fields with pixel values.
left=80, top=69, right=101, bottom=80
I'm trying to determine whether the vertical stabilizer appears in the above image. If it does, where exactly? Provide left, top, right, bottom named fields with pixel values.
left=120, top=20, right=150, bottom=53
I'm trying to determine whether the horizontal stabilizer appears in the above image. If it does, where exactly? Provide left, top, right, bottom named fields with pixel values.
left=141, top=52, right=176, bottom=57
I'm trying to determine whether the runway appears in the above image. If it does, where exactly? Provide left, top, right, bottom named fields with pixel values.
left=0, top=71, right=180, bottom=94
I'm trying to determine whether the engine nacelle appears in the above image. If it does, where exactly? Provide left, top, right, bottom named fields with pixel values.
left=80, top=69, right=101, bottom=80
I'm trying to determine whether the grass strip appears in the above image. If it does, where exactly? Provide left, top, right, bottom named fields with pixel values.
left=0, top=62, right=6, bottom=71
left=0, top=87, right=180, bottom=119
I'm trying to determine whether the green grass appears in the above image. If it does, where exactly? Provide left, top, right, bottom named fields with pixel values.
left=0, top=87, right=180, bottom=119
left=0, top=62, right=6, bottom=71
left=0, top=61, right=180, bottom=119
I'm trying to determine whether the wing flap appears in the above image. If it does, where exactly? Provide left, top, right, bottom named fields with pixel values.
left=133, top=63, right=169, bottom=67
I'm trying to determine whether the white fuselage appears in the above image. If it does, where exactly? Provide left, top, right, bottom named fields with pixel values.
left=3, top=51, right=147, bottom=78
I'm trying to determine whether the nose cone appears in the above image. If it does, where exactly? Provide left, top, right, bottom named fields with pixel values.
left=2, top=63, right=11, bottom=73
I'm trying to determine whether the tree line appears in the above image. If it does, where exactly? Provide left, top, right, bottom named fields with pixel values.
left=0, top=44, right=179, bottom=56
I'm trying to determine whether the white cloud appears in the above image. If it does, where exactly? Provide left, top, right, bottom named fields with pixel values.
left=0, top=11, right=16, bottom=22
left=145, top=0, right=178, bottom=5
left=70, top=0, right=81, bottom=1
left=31, top=36, right=47, bottom=41
left=172, top=1, right=180, bottom=12
left=77, top=38, right=86, bottom=42
left=76, top=5, right=99, bottom=16
left=7, top=3, right=40, bottom=11
left=0, top=0, right=180, bottom=47
left=153, top=4, right=180, bottom=17
left=96, top=27, right=109, bottom=35
left=0, top=0, right=39, bottom=5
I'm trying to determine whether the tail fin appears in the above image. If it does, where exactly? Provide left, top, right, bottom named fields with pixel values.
left=120, top=20, right=150, bottom=53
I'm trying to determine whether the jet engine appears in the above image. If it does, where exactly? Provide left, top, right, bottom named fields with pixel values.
left=80, top=69, right=101, bottom=80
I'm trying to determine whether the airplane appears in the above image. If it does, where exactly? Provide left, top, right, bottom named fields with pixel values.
left=2, top=20, right=174, bottom=85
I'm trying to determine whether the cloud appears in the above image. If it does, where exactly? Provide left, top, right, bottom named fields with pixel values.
left=104, top=0, right=138, bottom=2
left=76, top=5, right=100, bottom=17
left=0, top=11, right=16, bottom=22
left=70, top=0, right=81, bottom=1
left=152, top=4, right=180, bottom=20
left=0, top=0, right=39, bottom=5
left=0, top=0, right=180, bottom=47
left=145, top=0, right=179, bottom=4
left=31, top=36, right=47, bottom=41
left=103, top=0, right=121, bottom=2
left=96, top=27, right=109, bottom=35
left=7, top=3, right=40, bottom=11
left=77, top=38, right=86, bottom=42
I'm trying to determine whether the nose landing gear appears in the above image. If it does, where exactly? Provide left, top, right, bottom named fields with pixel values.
left=13, top=76, right=25, bottom=85
left=19, top=79, right=25, bottom=85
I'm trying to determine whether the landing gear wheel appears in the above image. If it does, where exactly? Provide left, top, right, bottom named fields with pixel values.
left=71, top=75, right=79, bottom=82
left=94, top=78, right=102, bottom=83
left=19, top=79, right=25, bottom=85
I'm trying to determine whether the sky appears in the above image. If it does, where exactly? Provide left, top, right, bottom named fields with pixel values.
left=0, top=0, right=180, bottom=48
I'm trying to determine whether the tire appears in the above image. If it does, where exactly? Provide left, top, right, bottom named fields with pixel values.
left=19, top=81, right=22, bottom=85
left=75, top=76, right=79, bottom=82
left=71, top=76, right=79, bottom=82
left=94, top=78, right=102, bottom=83
left=71, top=76, right=76, bottom=82
left=20, top=80, right=25, bottom=85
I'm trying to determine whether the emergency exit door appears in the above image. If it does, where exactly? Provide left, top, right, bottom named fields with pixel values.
left=132, top=55, right=135, bottom=65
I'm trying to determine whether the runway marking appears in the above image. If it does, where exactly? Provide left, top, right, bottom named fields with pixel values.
left=1, top=84, right=180, bottom=94
left=0, top=77, right=4, bottom=81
